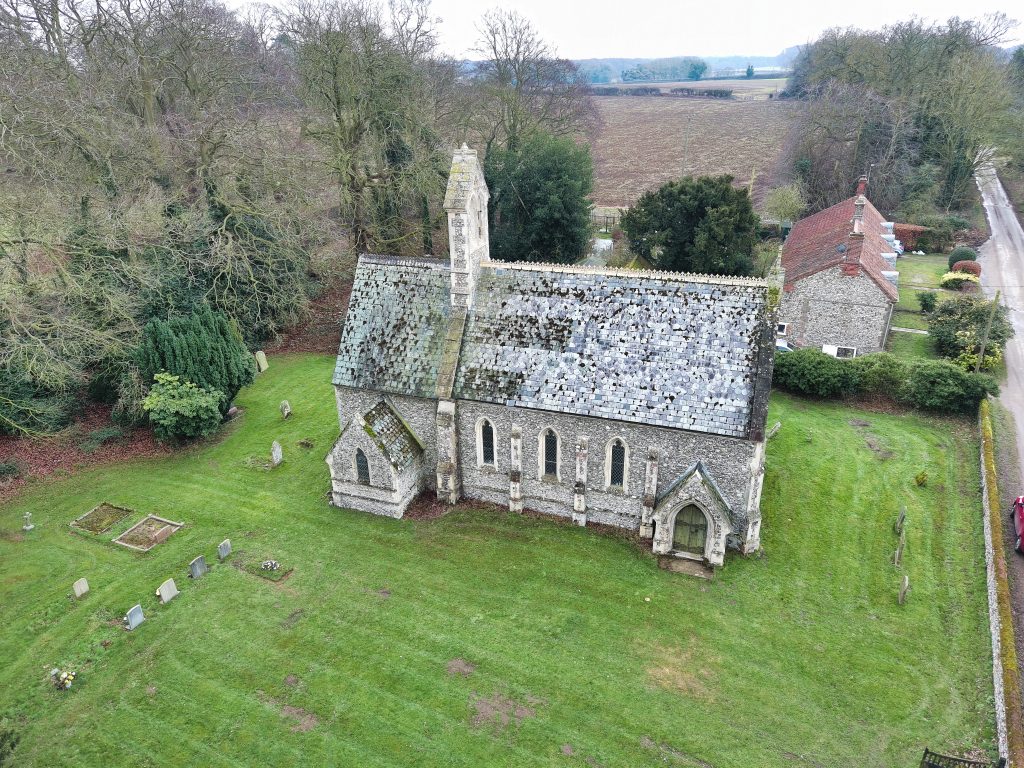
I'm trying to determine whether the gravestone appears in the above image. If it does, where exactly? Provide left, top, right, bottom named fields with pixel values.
left=218, top=539, right=232, bottom=561
left=124, top=604, right=145, bottom=630
left=280, top=400, right=292, bottom=419
left=156, top=578, right=179, bottom=604
left=22, top=511, right=34, bottom=531
left=271, top=441, right=283, bottom=467
left=188, top=555, right=209, bottom=580
left=898, top=575, right=910, bottom=605
left=893, top=540, right=904, bottom=567
left=766, top=422, right=782, bottom=440
left=254, top=351, right=269, bottom=372
left=894, top=506, right=906, bottom=535
left=153, top=525, right=173, bottom=545
left=72, top=578, right=89, bottom=599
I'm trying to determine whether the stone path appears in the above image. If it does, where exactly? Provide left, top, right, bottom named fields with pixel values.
left=890, top=326, right=929, bottom=335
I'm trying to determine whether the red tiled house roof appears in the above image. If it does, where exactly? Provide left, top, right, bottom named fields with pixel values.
left=782, top=195, right=899, bottom=302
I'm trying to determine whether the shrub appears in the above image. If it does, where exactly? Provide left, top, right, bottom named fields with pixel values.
left=915, top=471, right=928, bottom=487
left=0, top=366, right=75, bottom=436
left=135, top=305, right=255, bottom=415
left=772, top=349, right=859, bottom=398
left=939, top=272, right=980, bottom=290
left=849, top=353, right=908, bottom=398
left=929, top=295, right=1013, bottom=360
left=142, top=373, right=224, bottom=441
left=917, top=291, right=938, bottom=313
left=951, top=260, right=982, bottom=276
left=0, top=462, right=22, bottom=480
left=948, top=246, right=977, bottom=270
left=897, top=360, right=997, bottom=413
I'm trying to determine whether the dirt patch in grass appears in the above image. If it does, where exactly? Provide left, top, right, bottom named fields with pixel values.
left=849, top=419, right=871, bottom=427
left=469, top=692, right=541, bottom=733
left=281, top=609, right=304, bottom=629
left=73, top=503, right=132, bottom=533
left=257, top=690, right=319, bottom=733
left=645, top=640, right=719, bottom=699
left=446, top=658, right=476, bottom=677
left=281, top=705, right=318, bottom=733
left=863, top=436, right=894, bottom=460
left=284, top=674, right=300, bottom=688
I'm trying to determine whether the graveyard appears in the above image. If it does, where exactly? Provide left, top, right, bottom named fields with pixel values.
left=0, top=353, right=998, bottom=766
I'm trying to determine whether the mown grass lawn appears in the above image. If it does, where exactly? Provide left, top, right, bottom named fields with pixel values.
left=888, top=331, right=938, bottom=360
left=0, top=355, right=995, bottom=767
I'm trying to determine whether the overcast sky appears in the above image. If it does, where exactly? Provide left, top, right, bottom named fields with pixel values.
left=426, top=0, right=1023, bottom=60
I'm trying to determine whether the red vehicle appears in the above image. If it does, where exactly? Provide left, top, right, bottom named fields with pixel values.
left=1012, top=496, right=1024, bottom=553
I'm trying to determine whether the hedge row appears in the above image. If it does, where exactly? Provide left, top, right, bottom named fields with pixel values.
left=772, top=349, right=997, bottom=413
left=587, top=86, right=733, bottom=98
left=979, top=400, right=1024, bottom=765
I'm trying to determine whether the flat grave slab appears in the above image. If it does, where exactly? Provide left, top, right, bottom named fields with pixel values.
left=114, top=516, right=184, bottom=552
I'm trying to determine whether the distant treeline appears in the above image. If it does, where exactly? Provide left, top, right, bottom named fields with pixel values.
left=588, top=86, right=734, bottom=98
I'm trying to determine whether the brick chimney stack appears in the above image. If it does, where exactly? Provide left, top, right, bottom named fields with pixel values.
left=855, top=175, right=868, bottom=196
left=851, top=194, right=867, bottom=236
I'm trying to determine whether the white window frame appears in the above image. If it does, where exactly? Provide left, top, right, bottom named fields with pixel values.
left=538, top=427, right=561, bottom=481
left=604, top=437, right=629, bottom=492
left=777, top=322, right=788, bottom=337
left=475, top=417, right=497, bottom=468
left=822, top=344, right=857, bottom=359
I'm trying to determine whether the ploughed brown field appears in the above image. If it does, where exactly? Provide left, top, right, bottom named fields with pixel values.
left=589, top=96, right=797, bottom=207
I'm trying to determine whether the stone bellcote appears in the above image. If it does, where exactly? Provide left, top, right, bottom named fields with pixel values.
left=443, top=144, right=490, bottom=309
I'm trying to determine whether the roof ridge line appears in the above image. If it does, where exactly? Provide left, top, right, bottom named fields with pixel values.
left=358, top=253, right=449, bottom=269
left=484, top=259, right=768, bottom=287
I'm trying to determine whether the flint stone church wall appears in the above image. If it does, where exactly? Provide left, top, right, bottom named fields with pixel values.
left=455, top=400, right=759, bottom=533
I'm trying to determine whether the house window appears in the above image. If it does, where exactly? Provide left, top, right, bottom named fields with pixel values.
left=480, top=419, right=495, bottom=466
left=822, top=344, right=857, bottom=359
left=607, top=438, right=627, bottom=490
left=355, top=449, right=370, bottom=485
left=543, top=429, right=559, bottom=478
left=777, top=323, right=788, bottom=336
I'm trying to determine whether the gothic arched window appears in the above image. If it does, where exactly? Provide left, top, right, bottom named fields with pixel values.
left=480, top=419, right=495, bottom=466
left=609, top=439, right=626, bottom=489
left=543, top=428, right=559, bottom=478
left=355, top=449, right=370, bottom=485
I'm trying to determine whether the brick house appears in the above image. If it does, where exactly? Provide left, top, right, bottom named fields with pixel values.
left=325, top=146, right=779, bottom=567
left=778, top=178, right=899, bottom=357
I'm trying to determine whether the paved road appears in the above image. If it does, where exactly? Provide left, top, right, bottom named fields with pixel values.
left=976, top=165, right=1024, bottom=703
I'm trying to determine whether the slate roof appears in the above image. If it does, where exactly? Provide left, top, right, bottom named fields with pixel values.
left=781, top=196, right=899, bottom=302
left=361, top=400, right=422, bottom=470
left=452, top=264, right=768, bottom=438
left=332, top=255, right=452, bottom=398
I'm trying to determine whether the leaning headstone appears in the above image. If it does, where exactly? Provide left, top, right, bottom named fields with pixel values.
left=227, top=406, right=240, bottom=419
left=188, top=555, right=209, bottom=580
left=898, top=575, right=910, bottom=605
left=893, top=540, right=904, bottom=567
left=22, top=511, right=34, bottom=531
left=254, top=351, right=269, bottom=372
left=894, top=506, right=906, bottom=535
left=124, top=604, right=145, bottom=630
left=271, top=441, right=283, bottom=467
left=72, top=578, right=89, bottom=598
left=280, top=400, right=292, bottom=420
left=153, top=525, right=173, bottom=545
left=218, top=539, right=232, bottom=561
left=766, top=422, right=782, bottom=440
left=156, top=578, right=179, bottom=604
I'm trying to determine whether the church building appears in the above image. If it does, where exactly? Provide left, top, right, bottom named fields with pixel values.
left=327, top=146, right=777, bottom=566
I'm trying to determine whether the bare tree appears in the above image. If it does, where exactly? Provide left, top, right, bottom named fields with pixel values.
left=472, top=9, right=596, bottom=153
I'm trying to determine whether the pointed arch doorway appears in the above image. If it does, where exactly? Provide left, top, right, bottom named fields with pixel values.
left=672, top=504, right=708, bottom=556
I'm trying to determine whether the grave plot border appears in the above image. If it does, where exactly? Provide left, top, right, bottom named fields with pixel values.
left=70, top=502, right=135, bottom=534
left=113, top=515, right=185, bottom=552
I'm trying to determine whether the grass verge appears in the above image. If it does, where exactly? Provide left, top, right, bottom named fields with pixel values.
left=979, top=400, right=1024, bottom=764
